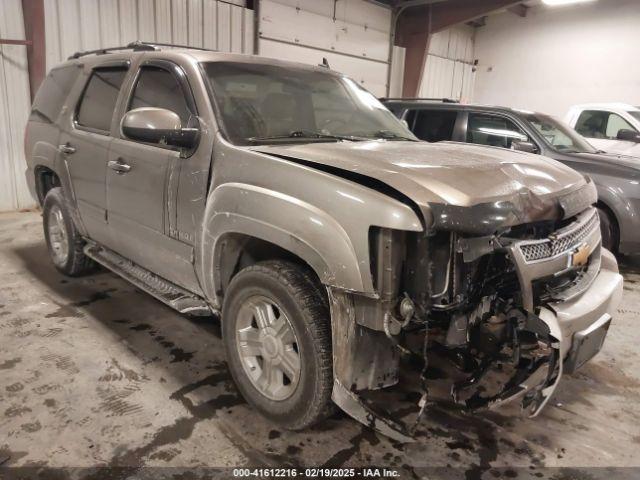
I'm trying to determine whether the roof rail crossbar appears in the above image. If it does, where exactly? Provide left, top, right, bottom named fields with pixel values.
left=379, top=97, right=460, bottom=103
left=68, top=40, right=216, bottom=60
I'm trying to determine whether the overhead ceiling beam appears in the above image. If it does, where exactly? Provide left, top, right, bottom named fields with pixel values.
left=395, top=0, right=522, bottom=97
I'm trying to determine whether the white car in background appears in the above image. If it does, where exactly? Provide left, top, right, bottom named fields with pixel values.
left=565, top=103, right=640, bottom=158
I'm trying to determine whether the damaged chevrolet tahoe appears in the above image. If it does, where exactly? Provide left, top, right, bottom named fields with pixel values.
left=25, top=42, right=623, bottom=441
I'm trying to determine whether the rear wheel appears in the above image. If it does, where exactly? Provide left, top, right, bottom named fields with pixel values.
left=222, top=261, right=333, bottom=430
left=43, top=187, right=95, bottom=276
left=597, top=207, right=618, bottom=252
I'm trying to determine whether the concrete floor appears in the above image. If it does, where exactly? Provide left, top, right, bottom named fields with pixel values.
left=1, top=210, right=640, bottom=480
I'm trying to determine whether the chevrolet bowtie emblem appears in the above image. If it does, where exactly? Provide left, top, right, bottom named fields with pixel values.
left=571, top=242, right=590, bottom=267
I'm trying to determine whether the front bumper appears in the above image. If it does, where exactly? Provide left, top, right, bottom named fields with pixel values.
left=539, top=248, right=622, bottom=361
left=523, top=248, right=623, bottom=415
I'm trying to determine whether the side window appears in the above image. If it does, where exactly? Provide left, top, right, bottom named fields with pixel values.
left=410, top=109, right=458, bottom=142
left=76, top=67, right=128, bottom=132
left=575, top=110, right=637, bottom=139
left=605, top=113, right=636, bottom=138
left=128, top=66, right=192, bottom=124
left=467, top=113, right=528, bottom=149
left=31, top=65, right=81, bottom=123
left=575, top=110, right=608, bottom=138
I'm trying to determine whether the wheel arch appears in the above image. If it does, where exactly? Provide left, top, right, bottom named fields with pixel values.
left=213, top=232, right=325, bottom=300
left=198, top=183, right=371, bottom=309
left=595, top=199, right=620, bottom=250
left=594, top=187, right=627, bottom=251
left=34, top=165, right=61, bottom=206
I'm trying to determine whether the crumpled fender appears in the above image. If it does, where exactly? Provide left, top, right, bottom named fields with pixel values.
left=203, top=182, right=361, bottom=297
left=197, top=177, right=422, bottom=307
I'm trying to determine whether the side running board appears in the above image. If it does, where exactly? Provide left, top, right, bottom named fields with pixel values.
left=84, top=242, right=213, bottom=316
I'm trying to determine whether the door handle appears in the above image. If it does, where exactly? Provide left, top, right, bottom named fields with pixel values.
left=58, top=143, right=76, bottom=155
left=107, top=159, right=132, bottom=174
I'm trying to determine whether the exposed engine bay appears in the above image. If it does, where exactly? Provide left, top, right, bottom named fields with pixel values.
left=330, top=204, right=605, bottom=442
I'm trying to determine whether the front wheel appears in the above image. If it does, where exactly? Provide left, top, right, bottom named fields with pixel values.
left=222, top=261, right=333, bottom=430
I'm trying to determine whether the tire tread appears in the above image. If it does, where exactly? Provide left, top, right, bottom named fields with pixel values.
left=43, top=188, right=96, bottom=276
left=224, top=260, right=334, bottom=429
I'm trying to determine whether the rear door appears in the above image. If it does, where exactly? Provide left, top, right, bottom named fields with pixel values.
left=106, top=60, right=200, bottom=291
left=59, top=63, right=129, bottom=246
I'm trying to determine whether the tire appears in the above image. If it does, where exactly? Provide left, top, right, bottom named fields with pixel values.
left=222, top=260, right=333, bottom=430
left=597, top=207, right=617, bottom=252
left=43, top=187, right=95, bottom=276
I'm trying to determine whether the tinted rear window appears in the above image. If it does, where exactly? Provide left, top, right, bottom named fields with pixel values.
left=408, top=109, right=458, bottom=142
left=30, top=65, right=81, bottom=123
left=76, top=67, right=128, bottom=132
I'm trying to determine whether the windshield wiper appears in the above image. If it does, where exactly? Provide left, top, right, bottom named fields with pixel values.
left=369, top=130, right=418, bottom=141
left=248, top=130, right=365, bottom=143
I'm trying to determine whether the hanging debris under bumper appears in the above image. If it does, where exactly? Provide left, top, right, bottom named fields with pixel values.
left=328, top=210, right=623, bottom=442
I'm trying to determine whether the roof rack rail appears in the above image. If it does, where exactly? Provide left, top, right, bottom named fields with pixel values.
left=379, top=97, right=460, bottom=103
left=68, top=40, right=215, bottom=60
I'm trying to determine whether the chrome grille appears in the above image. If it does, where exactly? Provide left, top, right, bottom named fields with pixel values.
left=519, top=210, right=599, bottom=263
left=520, top=242, right=552, bottom=262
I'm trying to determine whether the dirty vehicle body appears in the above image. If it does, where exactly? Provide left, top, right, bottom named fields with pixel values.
left=383, top=99, right=640, bottom=256
left=25, top=44, right=623, bottom=441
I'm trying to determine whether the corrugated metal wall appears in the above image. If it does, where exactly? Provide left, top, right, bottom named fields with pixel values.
left=0, top=0, right=254, bottom=212
left=0, top=0, right=33, bottom=212
left=44, top=0, right=254, bottom=71
left=258, top=0, right=393, bottom=97
left=420, top=25, right=476, bottom=102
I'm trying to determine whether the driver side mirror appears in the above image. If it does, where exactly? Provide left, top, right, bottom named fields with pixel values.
left=511, top=140, right=539, bottom=154
left=121, top=107, right=199, bottom=149
left=616, top=128, right=640, bottom=143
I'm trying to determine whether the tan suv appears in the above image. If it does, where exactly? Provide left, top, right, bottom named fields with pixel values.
left=24, top=42, right=623, bottom=441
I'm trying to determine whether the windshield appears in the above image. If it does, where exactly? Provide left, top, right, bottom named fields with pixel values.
left=629, top=111, right=640, bottom=123
left=201, top=61, right=416, bottom=145
left=522, top=113, right=597, bottom=154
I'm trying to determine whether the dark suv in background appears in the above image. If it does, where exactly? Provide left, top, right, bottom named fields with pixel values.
left=383, top=99, right=640, bottom=254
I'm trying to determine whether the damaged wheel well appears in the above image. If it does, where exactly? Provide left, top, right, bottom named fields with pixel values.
left=34, top=166, right=61, bottom=206
left=216, top=233, right=325, bottom=299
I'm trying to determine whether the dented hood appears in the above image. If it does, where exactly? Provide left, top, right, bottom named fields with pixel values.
left=253, top=141, right=596, bottom=234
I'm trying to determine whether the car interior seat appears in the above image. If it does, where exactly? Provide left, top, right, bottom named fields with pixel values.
left=260, top=92, right=296, bottom=137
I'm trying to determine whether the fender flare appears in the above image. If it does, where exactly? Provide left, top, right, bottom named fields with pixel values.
left=199, top=183, right=368, bottom=307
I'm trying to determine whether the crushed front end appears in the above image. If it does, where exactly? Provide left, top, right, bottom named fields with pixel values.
left=329, top=184, right=623, bottom=441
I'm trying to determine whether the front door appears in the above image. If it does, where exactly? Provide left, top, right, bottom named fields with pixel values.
left=465, top=112, right=532, bottom=149
left=106, top=61, right=200, bottom=292
left=61, top=65, right=129, bottom=246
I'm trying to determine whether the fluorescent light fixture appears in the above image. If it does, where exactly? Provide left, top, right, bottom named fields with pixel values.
left=542, top=0, right=596, bottom=6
